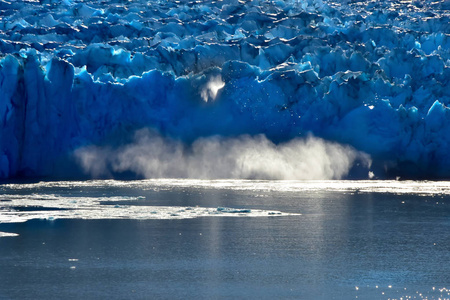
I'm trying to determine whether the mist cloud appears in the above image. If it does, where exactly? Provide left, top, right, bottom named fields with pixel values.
left=75, top=129, right=371, bottom=180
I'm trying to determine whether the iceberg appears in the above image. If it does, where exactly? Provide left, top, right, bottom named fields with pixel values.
left=0, top=0, right=449, bottom=179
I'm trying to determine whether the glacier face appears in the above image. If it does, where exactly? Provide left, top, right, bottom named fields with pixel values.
left=0, top=0, right=449, bottom=179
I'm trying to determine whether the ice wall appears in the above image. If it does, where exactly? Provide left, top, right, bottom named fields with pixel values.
left=0, top=0, right=449, bottom=179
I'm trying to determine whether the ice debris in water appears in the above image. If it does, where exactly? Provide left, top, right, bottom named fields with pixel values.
left=217, top=207, right=252, bottom=213
left=0, top=193, right=298, bottom=225
left=0, top=0, right=449, bottom=179
left=0, top=231, right=19, bottom=237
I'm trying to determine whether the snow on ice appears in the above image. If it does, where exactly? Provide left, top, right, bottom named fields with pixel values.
left=0, top=0, right=449, bottom=179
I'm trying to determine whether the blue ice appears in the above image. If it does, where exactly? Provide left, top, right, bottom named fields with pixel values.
left=0, top=0, right=449, bottom=179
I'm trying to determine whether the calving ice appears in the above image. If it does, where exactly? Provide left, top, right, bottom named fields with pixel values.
left=0, top=0, right=449, bottom=179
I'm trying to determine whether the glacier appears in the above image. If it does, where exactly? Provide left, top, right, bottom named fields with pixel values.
left=0, top=0, right=449, bottom=179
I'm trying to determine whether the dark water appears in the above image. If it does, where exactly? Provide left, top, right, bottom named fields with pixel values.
left=1, top=181, right=450, bottom=299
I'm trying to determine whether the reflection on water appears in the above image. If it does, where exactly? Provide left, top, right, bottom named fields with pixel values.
left=0, top=180, right=450, bottom=299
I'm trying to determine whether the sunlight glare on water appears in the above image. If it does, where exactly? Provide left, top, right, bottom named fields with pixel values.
left=1, top=179, right=450, bottom=299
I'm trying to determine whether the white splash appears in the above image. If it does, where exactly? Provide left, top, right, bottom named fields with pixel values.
left=201, top=75, right=225, bottom=102
left=75, top=130, right=371, bottom=180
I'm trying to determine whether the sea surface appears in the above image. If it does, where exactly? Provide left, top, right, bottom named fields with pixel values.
left=0, top=180, right=450, bottom=299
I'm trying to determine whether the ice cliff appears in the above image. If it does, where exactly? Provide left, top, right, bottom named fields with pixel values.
left=0, top=0, right=449, bottom=179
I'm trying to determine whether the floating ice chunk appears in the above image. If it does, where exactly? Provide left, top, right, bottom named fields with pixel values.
left=217, top=207, right=252, bottom=213
left=0, top=231, right=19, bottom=238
